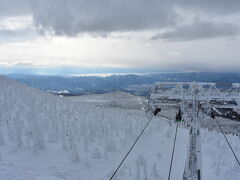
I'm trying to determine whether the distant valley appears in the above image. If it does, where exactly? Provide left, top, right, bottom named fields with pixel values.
left=7, top=72, right=240, bottom=97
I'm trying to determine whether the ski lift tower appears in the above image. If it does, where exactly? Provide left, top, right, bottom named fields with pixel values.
left=149, top=82, right=240, bottom=180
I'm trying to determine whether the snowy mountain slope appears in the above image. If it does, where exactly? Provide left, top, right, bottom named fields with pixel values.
left=0, top=76, right=240, bottom=180
left=65, top=92, right=148, bottom=110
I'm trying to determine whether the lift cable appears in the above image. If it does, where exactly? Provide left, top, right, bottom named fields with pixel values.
left=109, top=114, right=155, bottom=180
left=214, top=118, right=240, bottom=167
left=167, top=122, right=179, bottom=180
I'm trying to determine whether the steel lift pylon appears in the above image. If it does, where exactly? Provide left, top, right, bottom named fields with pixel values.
left=149, top=82, right=240, bottom=180
left=183, top=84, right=202, bottom=180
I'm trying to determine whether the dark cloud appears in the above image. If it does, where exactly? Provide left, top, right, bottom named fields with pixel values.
left=29, top=0, right=177, bottom=35
left=151, top=19, right=240, bottom=41
left=1, top=0, right=240, bottom=40
left=28, top=0, right=240, bottom=37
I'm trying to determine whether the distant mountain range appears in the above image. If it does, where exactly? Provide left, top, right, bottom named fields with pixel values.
left=6, top=72, right=240, bottom=96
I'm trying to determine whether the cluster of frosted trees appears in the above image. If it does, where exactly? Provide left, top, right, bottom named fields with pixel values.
left=0, top=76, right=162, bottom=173
left=201, top=114, right=240, bottom=136
left=107, top=155, right=162, bottom=180
left=0, top=77, right=143, bottom=157
left=201, top=129, right=240, bottom=179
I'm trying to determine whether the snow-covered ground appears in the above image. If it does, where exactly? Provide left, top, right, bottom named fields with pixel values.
left=65, top=92, right=148, bottom=110
left=0, top=76, right=240, bottom=180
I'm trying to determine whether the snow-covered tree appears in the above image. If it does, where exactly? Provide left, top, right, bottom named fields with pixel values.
left=92, top=147, right=101, bottom=159
left=0, top=127, right=5, bottom=146
left=135, top=160, right=140, bottom=180
left=151, top=163, right=160, bottom=179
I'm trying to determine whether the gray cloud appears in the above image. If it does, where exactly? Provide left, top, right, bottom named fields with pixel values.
left=29, top=0, right=177, bottom=35
left=151, top=19, right=240, bottom=41
left=178, top=0, right=240, bottom=14
left=27, top=0, right=240, bottom=38
left=0, top=0, right=30, bottom=17
left=1, top=0, right=240, bottom=40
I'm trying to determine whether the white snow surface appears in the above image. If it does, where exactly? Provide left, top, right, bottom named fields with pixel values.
left=0, top=76, right=240, bottom=180
left=66, top=92, right=148, bottom=110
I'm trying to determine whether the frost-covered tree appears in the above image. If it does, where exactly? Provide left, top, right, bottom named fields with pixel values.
left=69, top=131, right=80, bottom=162
left=83, top=158, right=91, bottom=168
left=135, top=159, right=141, bottom=180
left=143, top=160, right=148, bottom=180
left=105, top=139, right=116, bottom=152
left=151, top=163, right=160, bottom=179
left=128, top=166, right=132, bottom=177
left=165, top=127, right=173, bottom=138
left=13, top=111, right=24, bottom=148
left=33, top=122, right=45, bottom=153
left=92, top=147, right=101, bottom=159
left=0, top=127, right=5, bottom=146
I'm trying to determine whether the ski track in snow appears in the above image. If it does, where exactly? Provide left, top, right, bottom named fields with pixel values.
left=0, top=76, right=240, bottom=180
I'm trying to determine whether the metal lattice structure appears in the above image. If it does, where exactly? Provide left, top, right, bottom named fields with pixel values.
left=148, top=82, right=240, bottom=180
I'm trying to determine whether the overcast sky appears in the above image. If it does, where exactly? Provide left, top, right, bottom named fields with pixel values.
left=0, top=0, right=240, bottom=72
